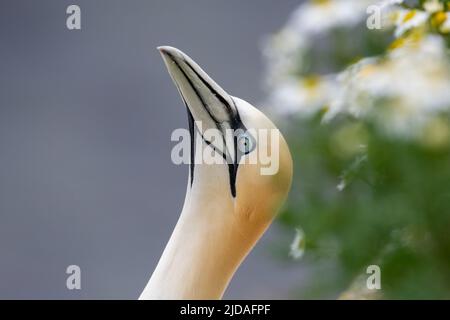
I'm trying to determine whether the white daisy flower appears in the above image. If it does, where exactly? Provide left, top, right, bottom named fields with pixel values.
left=288, top=0, right=373, bottom=36
left=327, top=35, right=450, bottom=138
left=394, top=9, right=430, bottom=37
left=439, top=12, right=450, bottom=33
left=289, top=228, right=306, bottom=260
left=268, top=76, right=338, bottom=116
left=423, top=0, right=445, bottom=13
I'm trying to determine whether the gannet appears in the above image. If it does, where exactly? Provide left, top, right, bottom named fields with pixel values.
left=139, top=46, right=293, bottom=299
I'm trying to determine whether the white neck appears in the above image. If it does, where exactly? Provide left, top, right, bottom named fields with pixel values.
left=139, top=168, right=270, bottom=299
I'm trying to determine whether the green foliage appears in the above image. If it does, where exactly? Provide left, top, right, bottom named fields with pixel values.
left=266, top=0, right=450, bottom=299
left=279, top=114, right=450, bottom=298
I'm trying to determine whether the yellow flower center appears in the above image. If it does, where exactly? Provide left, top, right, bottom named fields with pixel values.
left=403, top=10, right=417, bottom=23
left=431, top=11, right=447, bottom=28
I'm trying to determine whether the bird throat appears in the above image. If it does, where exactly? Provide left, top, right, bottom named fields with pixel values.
left=139, top=194, right=268, bottom=299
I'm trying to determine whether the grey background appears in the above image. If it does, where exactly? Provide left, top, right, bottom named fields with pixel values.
left=0, top=0, right=306, bottom=299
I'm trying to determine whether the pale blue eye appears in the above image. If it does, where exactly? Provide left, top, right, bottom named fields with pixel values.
left=237, top=133, right=255, bottom=154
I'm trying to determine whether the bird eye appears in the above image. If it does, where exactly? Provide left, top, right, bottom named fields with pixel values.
left=237, top=132, right=255, bottom=155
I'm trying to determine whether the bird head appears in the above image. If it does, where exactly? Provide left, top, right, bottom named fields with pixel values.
left=158, top=46, right=292, bottom=227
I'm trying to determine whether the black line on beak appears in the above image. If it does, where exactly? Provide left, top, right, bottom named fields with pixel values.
left=183, top=61, right=237, bottom=123
left=186, top=103, right=195, bottom=187
left=164, top=51, right=225, bottom=127
left=162, top=50, right=246, bottom=198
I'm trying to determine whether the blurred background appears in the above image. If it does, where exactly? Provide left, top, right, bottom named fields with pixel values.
left=0, top=0, right=304, bottom=299
left=265, top=0, right=450, bottom=299
left=2, top=0, right=450, bottom=299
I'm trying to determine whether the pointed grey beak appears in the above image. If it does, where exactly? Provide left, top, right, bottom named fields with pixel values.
left=158, top=46, right=238, bottom=133
left=158, top=46, right=248, bottom=198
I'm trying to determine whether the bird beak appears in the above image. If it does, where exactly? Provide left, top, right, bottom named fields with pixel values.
left=158, top=46, right=240, bottom=161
